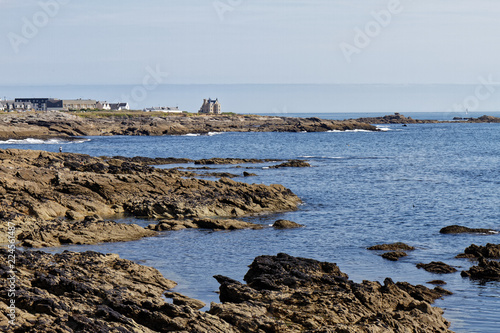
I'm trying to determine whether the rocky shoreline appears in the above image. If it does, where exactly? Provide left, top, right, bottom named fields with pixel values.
left=0, top=250, right=454, bottom=332
left=0, top=147, right=461, bottom=332
left=0, top=148, right=302, bottom=247
left=0, top=111, right=378, bottom=140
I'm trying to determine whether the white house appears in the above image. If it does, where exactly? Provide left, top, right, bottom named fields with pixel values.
left=110, top=102, right=130, bottom=111
left=96, top=101, right=111, bottom=110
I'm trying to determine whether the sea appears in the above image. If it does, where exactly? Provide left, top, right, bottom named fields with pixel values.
left=1, top=84, right=500, bottom=332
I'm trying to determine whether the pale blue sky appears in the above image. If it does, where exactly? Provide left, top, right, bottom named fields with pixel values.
left=1, top=0, right=499, bottom=85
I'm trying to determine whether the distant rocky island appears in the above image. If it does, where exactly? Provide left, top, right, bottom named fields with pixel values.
left=0, top=111, right=378, bottom=140
left=1, top=111, right=499, bottom=141
left=352, top=112, right=500, bottom=124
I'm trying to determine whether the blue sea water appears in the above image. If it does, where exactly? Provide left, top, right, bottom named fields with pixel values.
left=2, top=119, right=500, bottom=332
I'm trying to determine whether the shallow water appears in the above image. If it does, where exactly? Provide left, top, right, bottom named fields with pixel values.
left=6, top=121, right=500, bottom=332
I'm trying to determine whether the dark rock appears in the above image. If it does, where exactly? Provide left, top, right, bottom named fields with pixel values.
left=416, top=262, right=458, bottom=274
left=456, top=243, right=500, bottom=259
left=272, top=219, right=304, bottom=229
left=427, top=280, right=447, bottom=285
left=209, top=253, right=452, bottom=332
left=269, top=160, right=311, bottom=168
left=381, top=251, right=408, bottom=261
left=461, top=258, right=500, bottom=281
left=243, top=171, right=257, bottom=177
left=440, top=225, right=497, bottom=234
left=367, top=242, right=415, bottom=251
left=0, top=249, right=237, bottom=333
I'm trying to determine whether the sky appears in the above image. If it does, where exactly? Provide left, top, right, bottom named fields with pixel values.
left=1, top=0, right=500, bottom=86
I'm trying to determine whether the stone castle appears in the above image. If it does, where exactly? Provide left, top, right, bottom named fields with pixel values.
left=198, top=98, right=221, bottom=114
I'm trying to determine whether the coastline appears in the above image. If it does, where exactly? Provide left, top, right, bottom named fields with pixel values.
left=0, top=147, right=455, bottom=332
left=0, top=111, right=378, bottom=141
left=1, top=113, right=499, bottom=331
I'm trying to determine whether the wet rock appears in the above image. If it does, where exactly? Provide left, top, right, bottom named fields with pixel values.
left=416, top=262, right=458, bottom=274
left=243, top=171, right=257, bottom=177
left=194, top=158, right=278, bottom=165
left=427, top=280, right=447, bottom=285
left=0, top=149, right=300, bottom=240
left=381, top=251, right=408, bottom=261
left=0, top=249, right=237, bottom=333
left=461, top=258, right=500, bottom=281
left=17, top=218, right=155, bottom=248
left=193, top=218, right=263, bottom=230
left=269, top=160, right=311, bottom=168
left=209, top=253, right=452, bottom=332
left=367, top=242, right=415, bottom=251
left=440, top=225, right=498, bottom=235
left=272, top=219, right=304, bottom=229
left=456, top=243, right=500, bottom=259
left=147, top=218, right=263, bottom=231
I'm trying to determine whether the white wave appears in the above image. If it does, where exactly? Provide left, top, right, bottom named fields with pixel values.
left=376, top=126, right=391, bottom=131
left=0, top=138, right=90, bottom=145
left=207, top=132, right=224, bottom=136
left=327, top=129, right=373, bottom=133
left=183, top=133, right=201, bottom=137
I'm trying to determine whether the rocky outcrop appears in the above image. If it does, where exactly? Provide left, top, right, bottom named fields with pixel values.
left=17, top=215, right=156, bottom=248
left=416, top=262, right=458, bottom=274
left=194, top=158, right=279, bottom=165
left=456, top=243, right=500, bottom=259
left=440, top=225, right=498, bottom=235
left=209, top=253, right=452, bottom=332
left=367, top=242, right=415, bottom=251
left=382, top=251, right=408, bottom=261
left=272, top=219, right=304, bottom=229
left=148, top=218, right=264, bottom=231
left=354, top=113, right=439, bottom=124
left=461, top=258, right=500, bottom=281
left=458, top=244, right=500, bottom=281
left=269, top=160, right=311, bottom=168
left=0, top=112, right=378, bottom=140
left=0, top=249, right=237, bottom=333
left=0, top=149, right=300, bottom=222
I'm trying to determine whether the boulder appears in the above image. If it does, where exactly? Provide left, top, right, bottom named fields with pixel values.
left=456, top=243, right=500, bottom=259
left=416, top=262, right=458, bottom=274
left=381, top=251, right=408, bottom=261
left=461, top=258, right=500, bottom=281
left=367, top=242, right=415, bottom=251
left=272, top=219, right=304, bottom=229
left=440, top=225, right=497, bottom=234
left=269, top=160, right=311, bottom=168
left=209, top=253, right=452, bottom=332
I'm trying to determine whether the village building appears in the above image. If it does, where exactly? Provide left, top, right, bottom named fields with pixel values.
left=198, top=98, right=221, bottom=114
left=1, top=100, right=34, bottom=111
left=109, top=102, right=130, bottom=111
left=14, top=98, right=63, bottom=111
left=63, top=99, right=97, bottom=110
left=96, top=101, right=111, bottom=110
